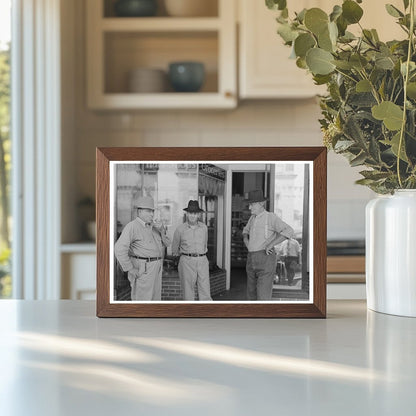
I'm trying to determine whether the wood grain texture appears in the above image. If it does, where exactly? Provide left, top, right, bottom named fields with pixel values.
left=327, top=256, right=365, bottom=274
left=96, top=147, right=327, bottom=318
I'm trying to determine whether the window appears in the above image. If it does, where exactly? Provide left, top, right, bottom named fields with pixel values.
left=0, top=0, right=11, bottom=298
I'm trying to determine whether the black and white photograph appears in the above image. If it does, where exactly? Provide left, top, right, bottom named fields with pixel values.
left=109, top=161, right=313, bottom=304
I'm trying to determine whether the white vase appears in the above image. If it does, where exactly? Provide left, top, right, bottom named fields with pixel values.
left=366, top=189, right=416, bottom=317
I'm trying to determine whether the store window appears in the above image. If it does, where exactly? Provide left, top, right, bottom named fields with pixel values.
left=113, top=163, right=226, bottom=300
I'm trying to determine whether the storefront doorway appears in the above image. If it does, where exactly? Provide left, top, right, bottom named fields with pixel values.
left=230, top=171, right=269, bottom=300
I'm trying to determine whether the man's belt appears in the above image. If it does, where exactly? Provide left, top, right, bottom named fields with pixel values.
left=181, top=253, right=206, bottom=257
left=131, top=255, right=162, bottom=262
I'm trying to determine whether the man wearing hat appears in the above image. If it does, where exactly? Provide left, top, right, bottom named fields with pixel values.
left=242, top=190, right=294, bottom=300
left=114, top=195, right=171, bottom=301
left=172, top=200, right=212, bottom=301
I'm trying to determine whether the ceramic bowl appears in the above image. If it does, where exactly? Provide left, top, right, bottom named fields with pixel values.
left=168, top=61, right=205, bottom=92
left=114, top=0, right=158, bottom=17
left=128, top=68, right=167, bottom=93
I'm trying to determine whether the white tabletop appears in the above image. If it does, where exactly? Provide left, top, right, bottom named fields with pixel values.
left=0, top=300, right=415, bottom=416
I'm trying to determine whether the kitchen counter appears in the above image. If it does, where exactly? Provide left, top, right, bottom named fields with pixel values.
left=0, top=300, right=415, bottom=415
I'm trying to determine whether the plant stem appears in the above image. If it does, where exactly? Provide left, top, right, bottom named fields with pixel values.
left=397, top=0, right=415, bottom=188
left=334, top=68, right=358, bottom=84
left=358, top=69, right=381, bottom=104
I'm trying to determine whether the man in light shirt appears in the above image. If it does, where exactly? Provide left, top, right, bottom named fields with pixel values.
left=172, top=200, right=212, bottom=301
left=114, top=196, right=171, bottom=301
left=242, top=190, right=294, bottom=300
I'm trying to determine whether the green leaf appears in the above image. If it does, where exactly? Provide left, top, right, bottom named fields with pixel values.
left=328, top=21, right=338, bottom=45
left=369, top=136, right=382, bottom=163
left=342, top=0, right=364, bottom=24
left=401, top=61, right=416, bottom=76
left=266, top=0, right=287, bottom=11
left=318, top=27, right=334, bottom=52
left=378, top=77, right=386, bottom=100
left=296, top=57, right=308, bottom=69
left=333, top=60, right=353, bottom=70
left=372, top=101, right=404, bottom=131
left=360, top=170, right=391, bottom=180
left=356, top=79, right=372, bottom=92
left=350, top=54, right=368, bottom=70
left=384, top=132, right=409, bottom=162
left=393, top=60, right=402, bottom=79
left=371, top=29, right=380, bottom=43
left=336, top=15, right=348, bottom=36
left=403, top=0, right=409, bottom=10
left=294, top=33, right=316, bottom=58
left=276, top=14, right=287, bottom=24
left=385, top=4, right=404, bottom=18
left=305, top=48, right=335, bottom=75
left=296, top=8, right=307, bottom=23
left=313, top=74, right=332, bottom=85
left=350, top=152, right=368, bottom=167
left=334, top=139, right=355, bottom=151
left=304, top=8, right=329, bottom=35
left=343, top=114, right=367, bottom=147
left=362, top=29, right=376, bottom=46
left=375, top=56, right=395, bottom=70
left=338, top=31, right=356, bottom=43
left=330, top=5, right=342, bottom=22
left=277, top=23, right=299, bottom=43
left=407, top=82, right=416, bottom=99
left=348, top=92, right=377, bottom=107
left=355, top=178, right=378, bottom=186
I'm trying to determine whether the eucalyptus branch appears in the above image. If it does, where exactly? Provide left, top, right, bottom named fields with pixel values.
left=358, top=69, right=381, bottom=105
left=393, top=85, right=404, bottom=104
left=397, top=0, right=415, bottom=188
left=390, top=79, right=398, bottom=101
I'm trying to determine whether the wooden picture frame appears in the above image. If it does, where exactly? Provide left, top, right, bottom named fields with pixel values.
left=96, top=147, right=327, bottom=318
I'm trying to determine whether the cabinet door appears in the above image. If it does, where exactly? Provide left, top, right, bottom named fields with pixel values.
left=239, top=0, right=404, bottom=99
left=239, top=0, right=326, bottom=99
left=62, top=253, right=96, bottom=300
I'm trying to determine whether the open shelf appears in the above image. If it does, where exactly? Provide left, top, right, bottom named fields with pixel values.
left=103, top=0, right=219, bottom=19
left=86, top=0, right=236, bottom=109
left=104, top=31, right=218, bottom=94
left=101, top=17, right=221, bottom=31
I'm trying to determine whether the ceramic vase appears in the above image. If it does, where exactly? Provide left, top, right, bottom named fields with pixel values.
left=366, top=189, right=416, bottom=317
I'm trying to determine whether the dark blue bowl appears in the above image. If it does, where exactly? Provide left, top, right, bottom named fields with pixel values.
left=168, top=62, right=205, bottom=92
left=114, top=0, right=157, bottom=17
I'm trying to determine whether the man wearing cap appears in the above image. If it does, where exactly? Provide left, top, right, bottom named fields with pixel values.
left=242, top=190, right=294, bottom=300
left=114, top=196, right=171, bottom=301
left=172, top=200, right=212, bottom=301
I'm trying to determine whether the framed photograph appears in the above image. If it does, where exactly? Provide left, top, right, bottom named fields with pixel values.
left=96, top=147, right=327, bottom=318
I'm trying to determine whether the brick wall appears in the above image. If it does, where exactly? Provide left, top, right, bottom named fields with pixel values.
left=162, top=269, right=226, bottom=301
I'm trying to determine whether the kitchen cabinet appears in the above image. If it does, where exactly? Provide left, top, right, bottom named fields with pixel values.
left=61, top=244, right=96, bottom=300
left=86, top=0, right=237, bottom=109
left=238, top=0, right=325, bottom=99
left=238, top=0, right=404, bottom=99
left=327, top=256, right=365, bottom=283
